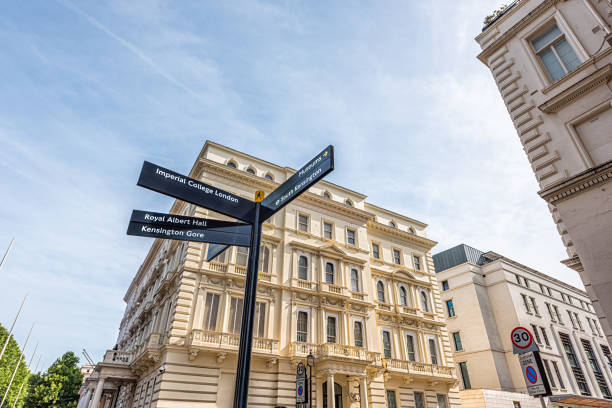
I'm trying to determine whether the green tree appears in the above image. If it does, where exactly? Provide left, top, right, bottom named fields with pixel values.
left=0, top=324, right=30, bottom=408
left=23, top=352, right=83, bottom=408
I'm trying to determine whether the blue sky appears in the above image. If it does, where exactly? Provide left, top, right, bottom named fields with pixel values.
left=0, top=0, right=580, bottom=368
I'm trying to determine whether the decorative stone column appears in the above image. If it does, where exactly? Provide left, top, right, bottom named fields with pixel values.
left=360, top=376, right=369, bottom=408
left=327, top=373, right=335, bottom=408
left=89, top=377, right=105, bottom=408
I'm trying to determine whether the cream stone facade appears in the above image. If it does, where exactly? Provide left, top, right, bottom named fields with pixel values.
left=77, top=141, right=461, bottom=408
left=475, top=0, right=612, bottom=345
left=434, top=244, right=612, bottom=408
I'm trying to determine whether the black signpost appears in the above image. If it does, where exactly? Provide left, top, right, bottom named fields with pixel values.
left=127, top=146, right=334, bottom=408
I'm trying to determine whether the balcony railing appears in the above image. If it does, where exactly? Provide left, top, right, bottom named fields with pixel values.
left=376, top=302, right=392, bottom=311
left=290, top=342, right=369, bottom=361
left=103, top=350, right=132, bottom=365
left=400, top=306, right=418, bottom=315
left=321, top=283, right=345, bottom=296
left=208, top=262, right=227, bottom=273
left=379, top=358, right=454, bottom=377
left=350, top=291, right=366, bottom=301
left=293, top=278, right=317, bottom=291
left=189, top=330, right=279, bottom=354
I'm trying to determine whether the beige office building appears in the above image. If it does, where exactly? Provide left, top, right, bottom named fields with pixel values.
left=475, top=0, right=612, bottom=344
left=434, top=244, right=612, bottom=408
left=77, top=141, right=461, bottom=408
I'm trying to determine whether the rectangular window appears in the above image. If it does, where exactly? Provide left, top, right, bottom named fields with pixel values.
left=429, top=338, right=439, bottom=365
left=354, top=321, right=364, bottom=347
left=543, top=359, right=556, bottom=388
left=446, top=300, right=455, bottom=317
left=442, top=280, right=449, bottom=291
left=254, top=302, right=266, bottom=338
left=382, top=331, right=392, bottom=358
left=393, top=249, right=401, bottom=265
left=559, top=332, right=590, bottom=395
left=323, top=222, right=333, bottom=239
left=229, top=297, right=244, bottom=334
left=347, top=229, right=355, bottom=245
left=453, top=332, right=463, bottom=351
left=552, top=360, right=565, bottom=389
left=235, top=246, right=249, bottom=266
left=437, top=394, right=448, bottom=408
left=298, top=214, right=309, bottom=232
left=213, top=246, right=227, bottom=263
left=406, top=334, right=416, bottom=361
left=581, top=339, right=611, bottom=398
left=297, top=311, right=308, bottom=342
left=547, top=287, right=552, bottom=296
left=540, top=327, right=550, bottom=347
left=521, top=294, right=531, bottom=313
left=459, top=362, right=471, bottom=389
left=513, top=402, right=521, bottom=408
left=372, top=243, right=380, bottom=259
left=298, top=255, right=308, bottom=280
left=601, top=345, right=612, bottom=372
left=575, top=313, right=583, bottom=331
left=525, top=279, right=530, bottom=288
left=325, top=262, right=335, bottom=284
left=532, top=24, right=581, bottom=82
left=554, top=305, right=563, bottom=323
left=204, top=293, right=220, bottom=331
left=327, top=316, right=337, bottom=343
left=530, top=297, right=540, bottom=316
left=531, top=324, right=542, bottom=344
left=546, top=303, right=556, bottom=321
left=540, top=284, right=546, bottom=294
left=162, top=300, right=173, bottom=334
left=413, top=255, right=421, bottom=270
left=386, top=390, right=398, bottom=408
left=568, top=311, right=576, bottom=328
left=414, top=392, right=425, bottom=408
left=516, top=274, right=522, bottom=285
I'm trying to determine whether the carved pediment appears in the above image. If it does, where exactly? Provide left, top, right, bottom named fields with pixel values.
left=319, top=244, right=348, bottom=257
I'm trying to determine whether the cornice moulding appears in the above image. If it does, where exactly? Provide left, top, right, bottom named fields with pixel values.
left=539, top=64, right=612, bottom=113
left=367, top=221, right=437, bottom=250
left=538, top=159, right=612, bottom=204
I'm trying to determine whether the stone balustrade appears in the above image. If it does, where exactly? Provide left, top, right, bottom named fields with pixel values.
left=189, top=329, right=279, bottom=354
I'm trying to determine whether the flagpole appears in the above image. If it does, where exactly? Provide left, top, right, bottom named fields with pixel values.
left=0, top=323, right=34, bottom=407
left=10, top=344, right=39, bottom=408
left=0, top=238, right=14, bottom=271
left=0, top=295, right=27, bottom=360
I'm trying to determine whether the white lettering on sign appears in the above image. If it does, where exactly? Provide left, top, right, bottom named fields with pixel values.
left=141, top=225, right=185, bottom=237
left=274, top=167, right=323, bottom=207
left=155, top=167, right=240, bottom=204
left=142, top=213, right=208, bottom=227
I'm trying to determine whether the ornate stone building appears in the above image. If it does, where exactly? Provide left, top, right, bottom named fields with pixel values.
left=77, top=141, right=461, bottom=408
left=475, top=0, right=612, bottom=345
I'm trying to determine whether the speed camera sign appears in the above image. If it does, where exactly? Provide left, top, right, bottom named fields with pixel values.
left=511, top=327, right=539, bottom=354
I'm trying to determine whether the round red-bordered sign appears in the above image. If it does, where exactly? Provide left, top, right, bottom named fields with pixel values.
left=297, top=362, right=306, bottom=376
left=511, top=326, right=533, bottom=349
left=525, top=366, right=538, bottom=384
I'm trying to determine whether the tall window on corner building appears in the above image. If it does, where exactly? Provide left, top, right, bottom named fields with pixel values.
left=532, top=24, right=581, bottom=82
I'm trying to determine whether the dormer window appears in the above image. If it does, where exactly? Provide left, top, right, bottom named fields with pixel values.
left=323, top=191, right=331, bottom=199
left=345, top=199, right=353, bottom=207
left=246, top=167, right=255, bottom=175
left=408, top=227, right=415, bottom=235
left=264, top=173, right=274, bottom=181
left=227, top=161, right=237, bottom=168
left=389, top=221, right=396, bottom=228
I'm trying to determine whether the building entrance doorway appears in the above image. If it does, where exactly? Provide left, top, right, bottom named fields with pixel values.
left=322, top=382, right=343, bottom=408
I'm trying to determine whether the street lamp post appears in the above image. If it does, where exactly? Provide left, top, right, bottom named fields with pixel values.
left=307, top=352, right=315, bottom=408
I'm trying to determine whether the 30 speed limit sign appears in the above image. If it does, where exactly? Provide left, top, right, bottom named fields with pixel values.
left=511, top=327, right=539, bottom=354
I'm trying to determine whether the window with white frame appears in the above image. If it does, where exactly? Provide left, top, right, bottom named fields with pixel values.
left=429, top=337, right=439, bottom=364
left=347, top=229, right=356, bottom=246
left=327, top=316, right=337, bottom=343
left=399, top=285, right=409, bottom=306
left=229, top=297, right=244, bottom=334
left=382, top=330, right=392, bottom=358
left=531, top=24, right=581, bottom=82
left=298, top=255, right=308, bottom=280
left=325, top=262, right=335, bottom=284
left=354, top=321, right=364, bottom=347
left=297, top=311, right=308, bottom=342
left=298, top=214, right=309, bottom=232
left=211, top=245, right=227, bottom=264
left=387, top=390, right=398, bottom=408
left=254, top=302, right=266, bottom=338
left=406, top=333, right=417, bottom=361
left=420, top=290, right=430, bottom=312
left=393, top=249, right=401, bottom=265
left=204, top=293, right=220, bottom=331
left=259, top=245, right=270, bottom=273
left=323, top=222, right=333, bottom=240
left=350, top=268, right=360, bottom=292
left=413, top=255, right=421, bottom=270
left=372, top=243, right=380, bottom=259
left=236, top=246, right=249, bottom=266
left=377, top=281, right=386, bottom=302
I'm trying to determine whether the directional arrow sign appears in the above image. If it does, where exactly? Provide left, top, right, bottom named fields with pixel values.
left=127, top=221, right=251, bottom=246
left=137, top=161, right=256, bottom=223
left=206, top=243, right=231, bottom=262
left=130, top=210, right=247, bottom=230
left=260, top=145, right=334, bottom=219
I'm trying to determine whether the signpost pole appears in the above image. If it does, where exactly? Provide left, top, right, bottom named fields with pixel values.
left=233, top=201, right=263, bottom=408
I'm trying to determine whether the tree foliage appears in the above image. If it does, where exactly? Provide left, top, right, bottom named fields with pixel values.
left=0, top=324, right=30, bottom=408
left=23, top=352, right=83, bottom=408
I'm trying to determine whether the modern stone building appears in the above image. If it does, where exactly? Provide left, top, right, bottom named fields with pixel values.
left=434, top=244, right=612, bottom=408
left=77, top=141, right=461, bottom=408
left=475, top=0, right=612, bottom=344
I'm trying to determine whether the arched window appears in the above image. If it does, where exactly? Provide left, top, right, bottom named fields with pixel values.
left=323, top=191, right=331, bottom=199
left=399, top=286, right=408, bottom=306
left=350, top=269, right=360, bottom=292
left=259, top=246, right=270, bottom=273
left=345, top=199, right=353, bottom=207
left=389, top=221, right=397, bottom=228
left=408, top=227, right=415, bottom=234
left=298, top=255, right=308, bottom=280
left=246, top=167, right=255, bottom=175
left=420, top=290, right=430, bottom=312
left=264, top=173, right=274, bottom=181
left=325, top=262, right=335, bottom=284
left=227, top=161, right=237, bottom=168
left=377, top=281, right=386, bottom=302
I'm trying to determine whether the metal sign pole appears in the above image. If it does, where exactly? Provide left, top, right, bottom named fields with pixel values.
left=233, top=201, right=262, bottom=408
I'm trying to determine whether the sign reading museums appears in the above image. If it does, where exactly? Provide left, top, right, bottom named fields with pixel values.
left=138, top=161, right=256, bottom=223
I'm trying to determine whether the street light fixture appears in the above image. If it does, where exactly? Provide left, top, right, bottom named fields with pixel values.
left=306, top=352, right=315, bottom=408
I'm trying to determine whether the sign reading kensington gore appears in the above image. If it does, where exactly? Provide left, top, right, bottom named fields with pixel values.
left=128, top=145, right=335, bottom=408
